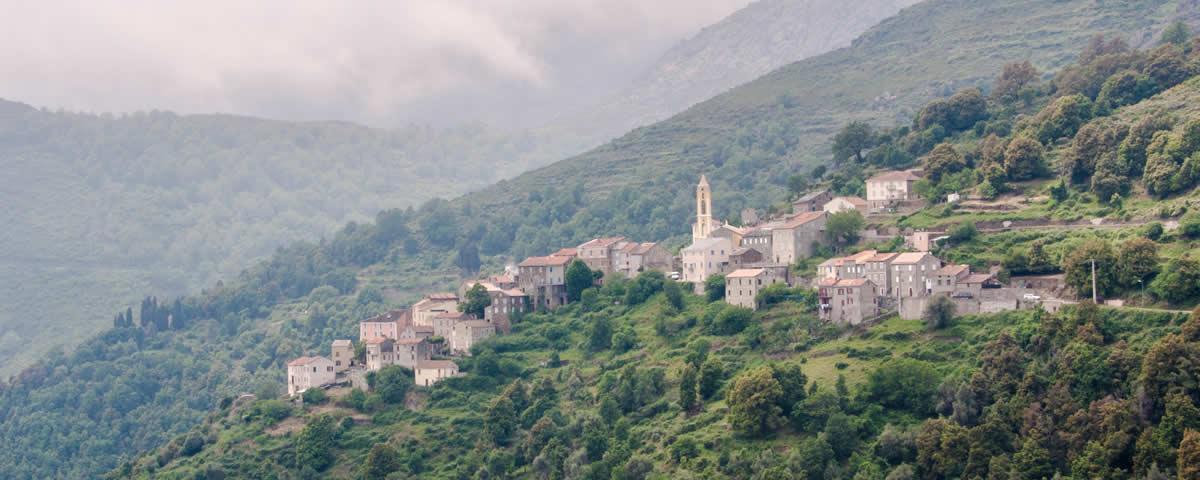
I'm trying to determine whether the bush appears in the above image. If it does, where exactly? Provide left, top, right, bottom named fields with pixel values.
left=301, top=388, right=328, bottom=405
left=865, top=359, right=940, bottom=414
left=711, top=306, right=754, bottom=335
left=705, top=274, right=727, bottom=302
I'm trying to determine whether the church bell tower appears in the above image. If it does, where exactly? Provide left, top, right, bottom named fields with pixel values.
left=692, top=175, right=715, bottom=242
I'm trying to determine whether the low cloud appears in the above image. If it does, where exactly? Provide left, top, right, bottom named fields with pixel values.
left=0, top=0, right=749, bottom=127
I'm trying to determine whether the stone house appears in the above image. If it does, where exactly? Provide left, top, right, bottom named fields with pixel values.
left=331, top=339, right=354, bottom=373
left=415, top=360, right=460, bottom=387
left=518, top=252, right=575, bottom=309
left=770, top=212, right=827, bottom=265
left=823, top=196, right=868, bottom=215
left=866, top=170, right=920, bottom=211
left=614, top=242, right=672, bottom=277
left=817, top=250, right=878, bottom=281
left=863, top=252, right=900, bottom=297
left=364, top=338, right=395, bottom=371
left=451, top=320, right=496, bottom=355
left=890, top=252, right=942, bottom=298
left=741, top=227, right=775, bottom=258
left=932, top=264, right=970, bottom=296
left=412, top=293, right=459, bottom=327
left=793, top=190, right=833, bottom=213
left=287, top=356, right=336, bottom=396
left=908, top=230, right=946, bottom=252
left=729, top=247, right=765, bottom=270
left=486, top=287, right=528, bottom=332
left=725, top=268, right=790, bottom=310
left=818, top=278, right=880, bottom=326
left=681, top=237, right=733, bottom=292
left=710, top=224, right=750, bottom=246
left=358, top=309, right=412, bottom=342
left=432, top=311, right=467, bottom=340
left=577, top=237, right=627, bottom=274
left=399, top=325, right=435, bottom=341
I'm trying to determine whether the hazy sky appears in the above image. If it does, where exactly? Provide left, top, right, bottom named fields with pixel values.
left=1, top=1, right=751, bottom=128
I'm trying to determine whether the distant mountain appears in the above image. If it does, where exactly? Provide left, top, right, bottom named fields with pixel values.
left=551, top=0, right=921, bottom=144
left=0, top=104, right=574, bottom=378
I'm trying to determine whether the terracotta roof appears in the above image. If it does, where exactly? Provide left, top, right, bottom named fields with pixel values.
left=892, top=252, right=936, bottom=265
left=866, top=252, right=900, bottom=263
left=519, top=255, right=574, bottom=267
left=416, top=360, right=458, bottom=370
left=463, top=280, right=502, bottom=292
left=829, top=196, right=868, bottom=207
left=331, top=339, right=352, bottom=347
left=836, top=278, right=872, bottom=287
left=396, top=337, right=426, bottom=345
left=631, top=242, right=659, bottom=255
left=364, top=337, right=394, bottom=345
left=795, top=190, right=830, bottom=202
left=821, top=250, right=877, bottom=268
left=936, top=264, right=970, bottom=276
left=716, top=224, right=750, bottom=235
left=488, top=274, right=515, bottom=284
left=849, top=250, right=878, bottom=262
left=778, top=211, right=826, bottom=229
left=434, top=311, right=467, bottom=320
left=868, top=170, right=920, bottom=182
left=727, top=268, right=766, bottom=279
left=818, top=278, right=839, bottom=287
left=552, top=248, right=577, bottom=257
left=287, top=356, right=331, bottom=366
left=578, top=237, right=626, bottom=249
left=961, top=273, right=993, bottom=284
left=683, top=237, right=731, bottom=252
left=287, top=356, right=312, bottom=366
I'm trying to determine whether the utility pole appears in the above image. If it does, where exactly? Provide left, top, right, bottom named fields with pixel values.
left=1090, top=258, right=1097, bottom=304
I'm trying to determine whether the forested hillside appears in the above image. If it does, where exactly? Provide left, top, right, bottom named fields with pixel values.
left=0, top=103, right=571, bottom=377
left=1, top=0, right=1197, bottom=478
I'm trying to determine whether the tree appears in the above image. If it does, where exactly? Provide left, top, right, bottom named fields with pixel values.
left=699, top=357, right=724, bottom=400
left=363, top=443, right=401, bottom=479
left=612, top=325, right=637, bottom=353
left=947, top=222, right=977, bottom=244
left=1151, top=257, right=1200, bottom=305
left=705, top=274, right=727, bottom=302
left=866, top=359, right=940, bottom=414
left=770, top=362, right=809, bottom=418
left=1004, top=135, right=1044, bottom=181
left=565, top=260, right=594, bottom=303
left=1162, top=20, right=1191, bottom=46
left=824, top=413, right=859, bottom=460
left=833, top=121, right=877, bottom=164
left=455, top=243, right=481, bottom=274
left=295, top=414, right=338, bottom=471
left=923, top=143, right=967, bottom=182
left=922, top=295, right=955, bottom=330
left=1116, top=237, right=1159, bottom=290
left=375, top=365, right=411, bottom=404
left=459, top=283, right=491, bottom=318
left=485, top=396, right=517, bottom=445
left=1031, top=94, right=1093, bottom=144
left=589, top=315, right=613, bottom=351
left=712, top=306, right=754, bottom=335
left=1179, top=430, right=1200, bottom=479
left=678, top=364, right=699, bottom=413
left=993, top=61, right=1039, bottom=104
left=826, top=210, right=866, bottom=248
left=726, top=366, right=785, bottom=437
left=1062, top=239, right=1117, bottom=300
left=663, top=280, right=685, bottom=311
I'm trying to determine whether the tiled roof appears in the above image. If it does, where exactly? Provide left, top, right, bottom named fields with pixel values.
left=778, top=211, right=826, bottom=229
left=434, top=311, right=467, bottom=320
left=396, top=338, right=426, bottom=345
left=364, top=337, right=394, bottom=345
left=552, top=248, right=577, bottom=257
left=331, top=339, right=352, bottom=347
left=836, top=278, right=872, bottom=287
left=726, top=268, right=766, bottom=279
left=867, top=252, right=900, bottom=263
left=519, top=255, right=574, bottom=267
left=578, top=237, right=627, bottom=249
left=287, top=356, right=312, bottom=366
left=682, top=237, right=731, bottom=252
left=416, top=360, right=458, bottom=370
left=830, top=196, right=868, bottom=207
left=892, top=252, right=935, bottom=265
left=631, top=242, right=659, bottom=255
left=961, top=273, right=993, bottom=284
left=868, top=170, right=920, bottom=182
left=425, top=292, right=458, bottom=301
left=936, top=264, right=970, bottom=276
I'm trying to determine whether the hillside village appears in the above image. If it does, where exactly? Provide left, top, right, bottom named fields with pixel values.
left=286, top=171, right=1054, bottom=399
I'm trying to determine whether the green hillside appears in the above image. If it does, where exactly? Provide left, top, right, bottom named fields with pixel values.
left=2, top=0, right=1199, bottom=478
left=0, top=104, right=572, bottom=378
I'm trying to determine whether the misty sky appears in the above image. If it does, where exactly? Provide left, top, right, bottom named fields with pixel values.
left=1, top=1, right=751, bottom=128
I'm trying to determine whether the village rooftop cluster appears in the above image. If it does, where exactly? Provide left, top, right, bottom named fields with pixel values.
left=286, top=172, right=1051, bottom=398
